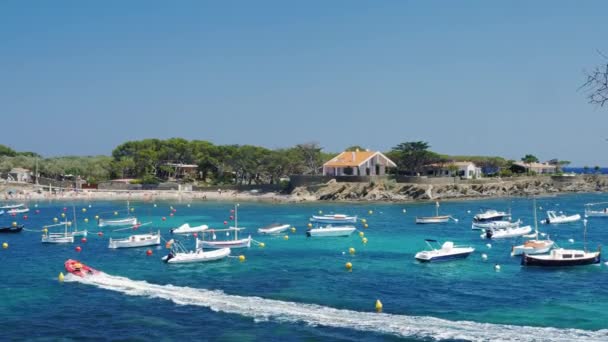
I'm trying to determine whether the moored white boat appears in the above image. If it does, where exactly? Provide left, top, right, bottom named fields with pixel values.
left=109, top=230, right=161, bottom=249
left=584, top=202, right=608, bottom=217
left=511, top=199, right=554, bottom=256
left=162, top=240, right=231, bottom=264
left=0, top=203, right=24, bottom=210
left=7, top=207, right=29, bottom=214
left=198, top=232, right=252, bottom=249
left=415, top=215, right=450, bottom=224
left=415, top=240, right=475, bottom=262
left=310, top=214, right=357, bottom=224
left=473, top=209, right=511, bottom=223
left=472, top=219, right=520, bottom=230
left=306, top=225, right=356, bottom=237
left=483, top=225, right=532, bottom=239
left=170, top=223, right=209, bottom=234
left=258, top=223, right=291, bottom=235
left=98, top=217, right=138, bottom=228
left=42, top=232, right=74, bottom=244
left=544, top=211, right=581, bottom=224
left=521, top=248, right=601, bottom=266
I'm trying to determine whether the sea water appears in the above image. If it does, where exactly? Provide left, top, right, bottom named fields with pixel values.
left=1, top=194, right=607, bottom=341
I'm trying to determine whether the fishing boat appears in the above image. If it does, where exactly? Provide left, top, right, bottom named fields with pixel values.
left=522, top=219, right=601, bottom=267
left=471, top=219, right=521, bottom=230
left=162, top=239, right=231, bottom=264
left=98, top=201, right=138, bottom=227
left=473, top=209, right=511, bottom=223
left=306, top=225, right=357, bottom=237
left=544, top=211, right=581, bottom=224
left=108, top=230, right=161, bottom=249
left=170, top=223, right=209, bottom=234
left=0, top=224, right=24, bottom=233
left=415, top=240, right=475, bottom=262
left=310, top=214, right=358, bottom=224
left=511, top=199, right=554, bottom=256
left=0, top=203, right=24, bottom=210
left=584, top=202, right=608, bottom=217
left=198, top=204, right=251, bottom=249
left=64, top=259, right=100, bottom=277
left=42, top=221, right=75, bottom=243
left=258, top=223, right=291, bottom=235
left=415, top=202, right=457, bottom=224
left=483, top=225, right=532, bottom=239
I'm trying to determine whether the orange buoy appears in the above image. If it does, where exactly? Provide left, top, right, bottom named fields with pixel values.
left=75, top=246, right=82, bottom=252
left=81, top=237, right=87, bottom=243
left=146, top=249, right=153, bottom=256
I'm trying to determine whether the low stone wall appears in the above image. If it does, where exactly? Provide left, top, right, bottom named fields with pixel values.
left=193, top=184, right=282, bottom=192
left=289, top=175, right=333, bottom=187
left=98, top=182, right=180, bottom=191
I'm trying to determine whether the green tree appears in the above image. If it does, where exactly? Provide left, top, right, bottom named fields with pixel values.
left=594, top=165, right=601, bottom=174
left=0, top=144, right=17, bottom=157
left=294, top=142, right=324, bottom=175
left=391, top=141, right=440, bottom=175
left=344, top=145, right=366, bottom=152
left=583, top=165, right=590, bottom=174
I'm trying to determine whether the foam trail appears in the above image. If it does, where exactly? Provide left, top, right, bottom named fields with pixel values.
left=67, top=273, right=608, bottom=341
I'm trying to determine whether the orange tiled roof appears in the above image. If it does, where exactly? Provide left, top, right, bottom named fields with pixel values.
left=324, top=151, right=397, bottom=167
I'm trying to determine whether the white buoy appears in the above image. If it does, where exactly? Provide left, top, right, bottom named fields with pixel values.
left=540, top=232, right=546, bottom=237
left=568, top=238, right=575, bottom=243
left=467, top=210, right=471, bottom=214
left=342, top=251, right=346, bottom=255
left=481, top=253, right=488, bottom=260
left=486, top=243, right=492, bottom=249
left=402, top=209, right=406, bottom=213
left=494, top=264, right=501, bottom=271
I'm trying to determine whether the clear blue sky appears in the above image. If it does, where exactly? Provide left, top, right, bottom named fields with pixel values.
left=2, top=1, right=607, bottom=166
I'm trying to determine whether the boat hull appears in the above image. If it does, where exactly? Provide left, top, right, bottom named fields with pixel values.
left=65, top=259, right=100, bottom=277
left=0, top=225, right=24, bottom=233
left=258, top=224, right=290, bottom=235
left=310, top=215, right=357, bottom=224
left=415, top=216, right=450, bottom=224
left=415, top=250, right=474, bottom=262
left=42, top=234, right=74, bottom=243
left=109, top=233, right=161, bottom=249
left=511, top=242, right=554, bottom=256
left=521, top=252, right=601, bottom=266
left=163, top=248, right=231, bottom=263
left=170, top=224, right=209, bottom=234
left=306, top=227, right=356, bottom=237
left=198, top=237, right=251, bottom=249
left=98, top=217, right=138, bottom=227
left=483, top=226, right=532, bottom=239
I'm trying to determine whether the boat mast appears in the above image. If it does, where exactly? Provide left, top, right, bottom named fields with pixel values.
left=533, top=198, right=538, bottom=237
left=435, top=201, right=439, bottom=217
left=234, top=203, right=239, bottom=240
left=73, top=206, right=78, bottom=234
left=583, top=219, right=588, bottom=252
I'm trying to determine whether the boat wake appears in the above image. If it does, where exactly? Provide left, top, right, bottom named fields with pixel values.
left=66, top=273, right=608, bottom=341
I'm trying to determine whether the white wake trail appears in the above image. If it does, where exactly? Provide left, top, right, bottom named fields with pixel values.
left=67, top=273, right=608, bottom=342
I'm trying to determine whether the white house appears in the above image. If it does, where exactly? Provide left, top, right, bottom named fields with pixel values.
left=425, top=161, right=482, bottom=179
left=8, top=168, right=33, bottom=183
left=323, top=150, right=397, bottom=177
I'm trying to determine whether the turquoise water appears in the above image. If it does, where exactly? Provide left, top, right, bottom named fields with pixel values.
left=1, top=194, right=608, bottom=341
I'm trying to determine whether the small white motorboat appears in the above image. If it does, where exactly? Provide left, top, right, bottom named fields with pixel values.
left=257, top=223, right=291, bottom=235
left=108, top=230, right=161, bottom=249
left=544, top=211, right=581, bottom=224
left=0, top=203, right=24, bottom=209
left=472, top=209, right=511, bottom=223
left=310, top=214, right=357, bottom=224
left=170, top=223, right=209, bottom=234
left=7, top=207, right=29, bottom=214
left=415, top=240, right=475, bottom=262
left=482, top=225, right=532, bottom=239
left=584, top=202, right=608, bottom=217
left=306, top=225, right=356, bottom=237
left=98, top=217, right=138, bottom=227
left=162, top=240, right=231, bottom=264
left=471, top=219, right=520, bottom=230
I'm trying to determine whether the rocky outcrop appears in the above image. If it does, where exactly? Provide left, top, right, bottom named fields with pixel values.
left=289, top=175, right=608, bottom=202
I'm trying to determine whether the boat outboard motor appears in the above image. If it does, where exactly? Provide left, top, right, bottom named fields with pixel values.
left=170, top=228, right=174, bottom=234
left=485, top=228, right=493, bottom=239
left=163, top=253, right=174, bottom=263
left=306, top=229, right=312, bottom=237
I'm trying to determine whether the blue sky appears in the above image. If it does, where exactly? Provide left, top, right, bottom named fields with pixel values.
left=2, top=1, right=607, bottom=166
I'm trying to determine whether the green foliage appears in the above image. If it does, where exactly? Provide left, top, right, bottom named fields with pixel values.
left=521, top=154, right=539, bottom=164
left=390, top=141, right=442, bottom=175
left=344, top=145, right=366, bottom=152
left=0, top=144, right=17, bottom=157
left=499, top=168, right=513, bottom=177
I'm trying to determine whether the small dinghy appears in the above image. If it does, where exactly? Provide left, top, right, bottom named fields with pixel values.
left=415, top=202, right=457, bottom=224
left=545, top=211, right=581, bottom=224
left=170, top=223, right=209, bottom=234
left=258, top=223, right=291, bottom=235
left=306, top=225, right=356, bottom=237
left=483, top=225, right=532, bottom=239
left=108, top=230, right=161, bottom=249
left=0, top=224, right=24, bottom=233
left=98, top=217, right=138, bottom=228
left=162, top=240, right=230, bottom=264
left=310, top=214, right=357, bottom=224
left=471, top=219, right=521, bottom=230
left=64, top=259, right=100, bottom=277
left=415, top=240, right=474, bottom=262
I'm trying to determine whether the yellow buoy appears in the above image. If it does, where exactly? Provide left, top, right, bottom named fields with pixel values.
left=284, top=235, right=289, bottom=240
left=375, top=299, right=383, bottom=312
left=364, top=224, right=369, bottom=229
left=53, top=217, right=58, bottom=222
left=2, top=242, right=8, bottom=249
left=307, top=223, right=312, bottom=228
left=114, top=211, right=118, bottom=216
left=291, top=227, right=296, bottom=233
left=362, top=237, right=368, bottom=244
left=130, top=207, right=135, bottom=212
left=368, top=210, right=373, bottom=215
left=61, top=213, right=66, bottom=218
left=259, top=242, right=266, bottom=248
left=67, top=222, right=72, bottom=226
left=58, top=272, right=65, bottom=282
left=95, top=215, right=99, bottom=220
left=359, top=231, right=365, bottom=238
left=238, top=255, right=246, bottom=262
left=84, top=218, right=89, bottom=223
left=349, top=247, right=355, bottom=255
left=361, top=219, right=367, bottom=224
left=82, top=208, right=87, bottom=213
left=42, top=228, right=48, bottom=233
left=318, top=210, right=323, bottom=214
left=12, top=221, right=17, bottom=227
left=345, top=262, right=353, bottom=271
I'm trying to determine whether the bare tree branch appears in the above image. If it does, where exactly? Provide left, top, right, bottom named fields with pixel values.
left=581, top=51, right=608, bottom=107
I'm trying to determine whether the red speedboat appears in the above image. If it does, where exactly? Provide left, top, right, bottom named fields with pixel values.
left=64, top=259, right=100, bottom=277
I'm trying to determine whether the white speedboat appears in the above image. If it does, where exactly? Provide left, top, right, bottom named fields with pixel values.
left=584, top=202, right=608, bottom=217
left=473, top=209, right=511, bottom=223
left=310, top=214, right=357, bottom=224
left=0, top=203, right=24, bottom=209
left=483, top=225, right=532, bottom=239
left=7, top=207, right=29, bottom=214
left=109, top=230, right=161, bottom=249
left=471, top=219, right=520, bottom=230
left=258, top=223, right=291, bottom=235
left=415, top=240, right=474, bottom=262
left=306, top=225, right=356, bottom=237
left=170, top=223, right=209, bottom=234
left=162, top=240, right=231, bottom=264
left=98, top=217, right=138, bottom=227
left=545, top=211, right=581, bottom=224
